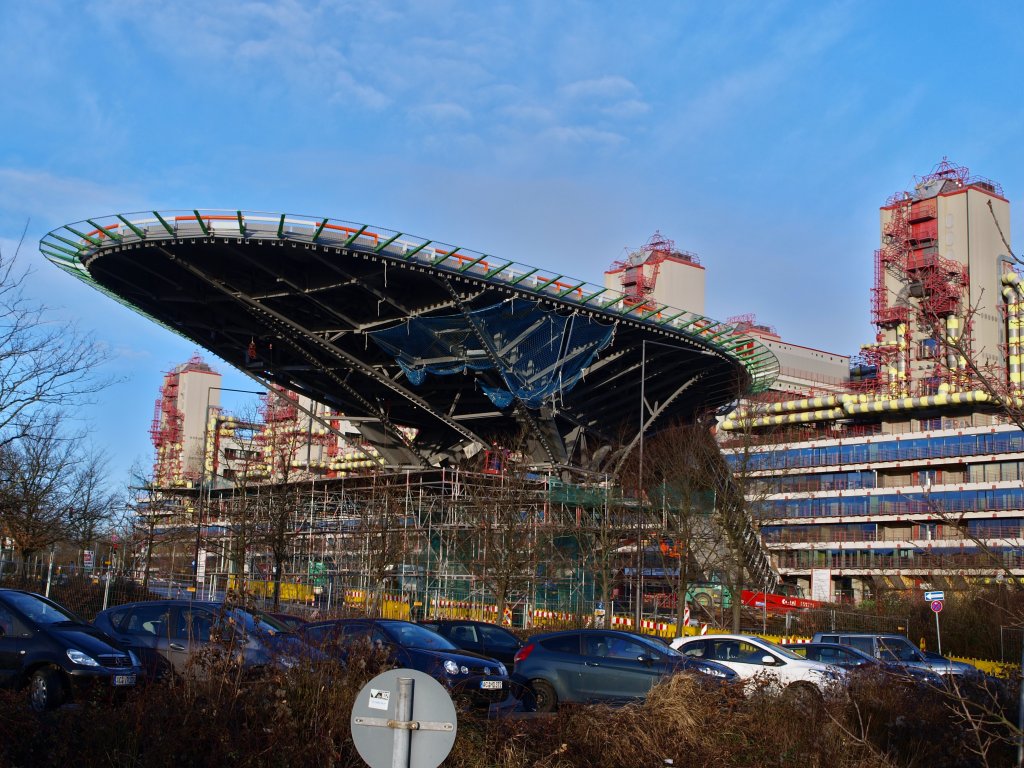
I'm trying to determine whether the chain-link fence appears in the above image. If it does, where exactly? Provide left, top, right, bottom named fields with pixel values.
left=740, top=605, right=910, bottom=639
left=1000, top=625, right=1024, bottom=663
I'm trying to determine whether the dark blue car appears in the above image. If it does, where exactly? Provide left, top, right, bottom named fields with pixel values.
left=299, top=618, right=519, bottom=711
left=514, top=629, right=738, bottom=712
left=94, top=600, right=320, bottom=680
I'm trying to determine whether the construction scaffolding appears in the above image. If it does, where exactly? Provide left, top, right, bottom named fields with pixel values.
left=141, top=464, right=750, bottom=626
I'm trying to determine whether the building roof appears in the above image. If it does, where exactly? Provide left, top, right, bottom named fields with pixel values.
left=41, top=209, right=778, bottom=471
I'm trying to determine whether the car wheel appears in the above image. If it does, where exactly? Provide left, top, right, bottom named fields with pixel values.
left=29, top=667, right=66, bottom=712
left=531, top=679, right=558, bottom=713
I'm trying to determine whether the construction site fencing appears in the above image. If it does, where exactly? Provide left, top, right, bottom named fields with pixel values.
left=2, top=569, right=1016, bottom=678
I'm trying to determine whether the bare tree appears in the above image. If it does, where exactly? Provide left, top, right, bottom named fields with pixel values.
left=642, top=421, right=725, bottom=636
left=0, top=227, right=109, bottom=445
left=249, top=395, right=314, bottom=610
left=122, top=464, right=191, bottom=591
left=0, top=422, right=114, bottom=579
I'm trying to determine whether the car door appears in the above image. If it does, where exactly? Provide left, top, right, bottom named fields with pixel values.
left=104, top=604, right=175, bottom=679
left=166, top=606, right=215, bottom=674
left=707, top=639, right=782, bottom=682
left=478, top=624, right=522, bottom=665
left=0, top=603, right=24, bottom=686
left=578, top=633, right=661, bottom=701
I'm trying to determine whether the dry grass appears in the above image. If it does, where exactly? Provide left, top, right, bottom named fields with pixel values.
left=0, top=659, right=1016, bottom=768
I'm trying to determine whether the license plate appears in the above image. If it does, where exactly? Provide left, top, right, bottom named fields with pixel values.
left=113, top=674, right=137, bottom=687
left=480, top=680, right=503, bottom=690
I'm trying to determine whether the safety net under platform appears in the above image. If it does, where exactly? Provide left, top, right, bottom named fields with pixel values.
left=368, top=299, right=614, bottom=409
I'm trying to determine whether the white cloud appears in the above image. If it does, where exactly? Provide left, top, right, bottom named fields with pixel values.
left=541, top=125, right=626, bottom=147
left=418, top=102, right=473, bottom=123
left=561, top=75, right=640, bottom=101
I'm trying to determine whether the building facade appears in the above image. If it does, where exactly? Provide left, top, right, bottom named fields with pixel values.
left=722, top=160, right=1022, bottom=602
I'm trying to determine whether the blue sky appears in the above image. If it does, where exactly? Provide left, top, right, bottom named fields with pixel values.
left=2, top=1, right=1023, bottom=484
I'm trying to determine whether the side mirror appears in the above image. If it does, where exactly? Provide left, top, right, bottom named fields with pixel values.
left=761, top=655, right=776, bottom=666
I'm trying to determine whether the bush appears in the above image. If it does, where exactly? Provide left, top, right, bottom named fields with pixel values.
left=0, top=662, right=1017, bottom=767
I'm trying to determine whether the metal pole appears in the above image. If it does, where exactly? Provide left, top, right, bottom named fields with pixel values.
left=762, top=581, right=767, bottom=636
left=393, top=676, right=413, bottom=768
left=44, top=550, right=54, bottom=598
left=1018, top=639, right=1024, bottom=768
left=935, top=607, right=942, bottom=656
left=102, top=563, right=112, bottom=611
left=635, top=340, right=646, bottom=629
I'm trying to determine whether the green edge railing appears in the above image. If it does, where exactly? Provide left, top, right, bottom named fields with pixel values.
left=40, top=209, right=780, bottom=392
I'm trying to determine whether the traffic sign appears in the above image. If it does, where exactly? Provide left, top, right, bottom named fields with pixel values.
left=924, top=590, right=945, bottom=601
left=351, top=669, right=456, bottom=768
left=931, top=600, right=943, bottom=613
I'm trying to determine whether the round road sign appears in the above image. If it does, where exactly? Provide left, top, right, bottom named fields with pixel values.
left=930, top=600, right=943, bottom=613
left=351, top=668, right=457, bottom=768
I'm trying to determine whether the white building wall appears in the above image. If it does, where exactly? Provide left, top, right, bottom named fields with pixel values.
left=178, top=368, right=221, bottom=480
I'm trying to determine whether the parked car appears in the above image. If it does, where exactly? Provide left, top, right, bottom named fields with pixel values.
left=513, top=629, right=737, bottom=712
left=299, top=618, right=519, bottom=711
left=418, top=619, right=524, bottom=666
left=269, top=612, right=310, bottom=631
left=809, top=632, right=980, bottom=679
left=0, top=588, right=140, bottom=711
left=93, top=600, right=316, bottom=679
left=783, top=642, right=944, bottom=687
left=670, top=634, right=845, bottom=696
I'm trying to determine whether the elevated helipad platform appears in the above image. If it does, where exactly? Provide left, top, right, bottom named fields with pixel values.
left=41, top=210, right=777, bottom=471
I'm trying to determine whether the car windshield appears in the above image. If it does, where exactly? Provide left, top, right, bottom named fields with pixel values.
left=2, top=591, right=78, bottom=625
left=879, top=637, right=924, bottom=662
left=633, top=634, right=682, bottom=657
left=748, top=637, right=806, bottom=661
left=382, top=622, right=457, bottom=651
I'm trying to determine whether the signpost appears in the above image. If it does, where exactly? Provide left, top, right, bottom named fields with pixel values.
left=925, top=592, right=944, bottom=655
left=351, top=669, right=456, bottom=768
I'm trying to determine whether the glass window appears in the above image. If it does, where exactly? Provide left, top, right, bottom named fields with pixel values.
left=175, top=609, right=214, bottom=642
left=479, top=624, right=519, bottom=650
left=843, top=636, right=874, bottom=655
left=448, top=624, right=479, bottom=644
left=710, top=640, right=771, bottom=664
left=878, top=637, right=923, bottom=662
left=540, top=634, right=580, bottom=655
left=124, top=605, right=172, bottom=636
left=604, top=635, right=651, bottom=660
left=0, top=605, right=15, bottom=636
left=382, top=622, right=456, bottom=651
left=679, top=640, right=707, bottom=658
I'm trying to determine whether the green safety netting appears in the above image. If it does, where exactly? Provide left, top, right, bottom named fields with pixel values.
left=368, top=299, right=614, bottom=409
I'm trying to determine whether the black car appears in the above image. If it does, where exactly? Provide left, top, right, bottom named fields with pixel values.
left=0, top=588, right=140, bottom=711
left=300, top=618, right=518, bottom=711
left=418, top=619, right=524, bottom=666
left=513, top=629, right=737, bottom=712
left=93, top=600, right=317, bottom=679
